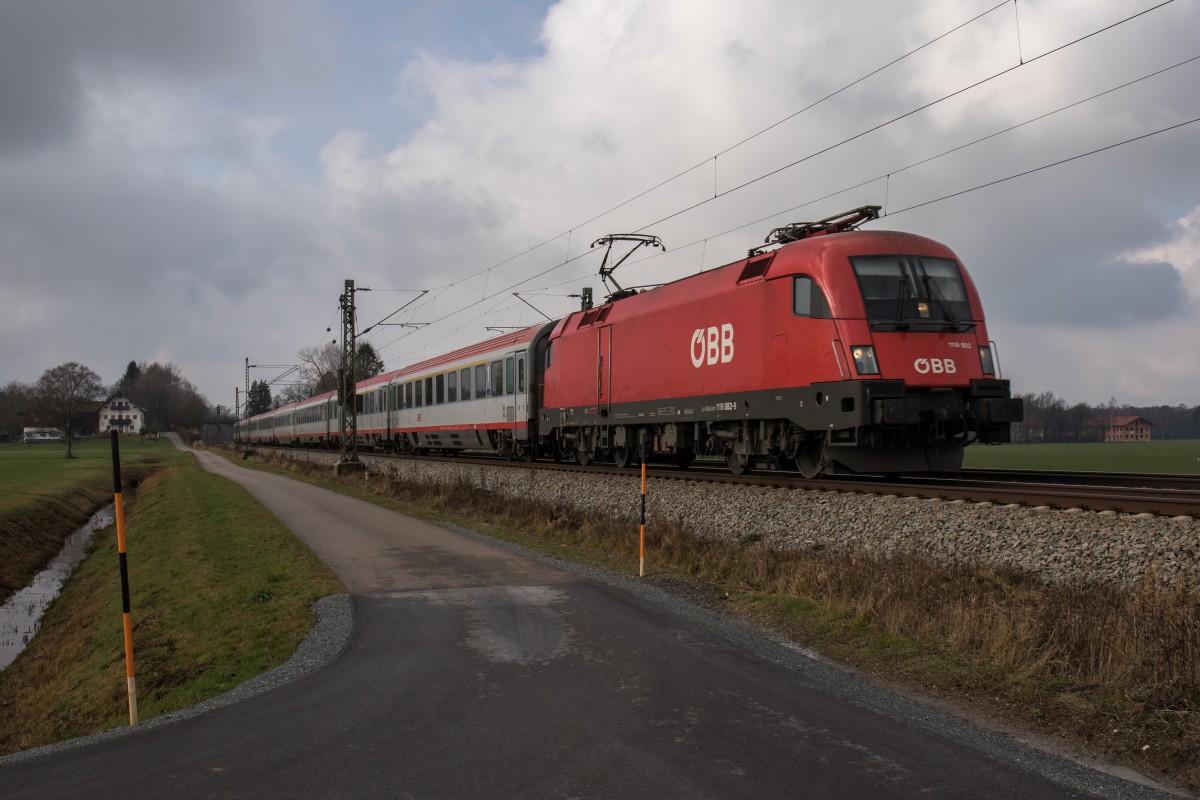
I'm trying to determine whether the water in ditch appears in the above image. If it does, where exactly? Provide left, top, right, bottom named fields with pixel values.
left=0, top=505, right=115, bottom=671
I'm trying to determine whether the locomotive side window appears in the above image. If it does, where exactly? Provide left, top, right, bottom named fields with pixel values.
left=545, top=342, right=553, bottom=369
left=475, top=365, right=487, bottom=398
left=793, top=276, right=832, bottom=318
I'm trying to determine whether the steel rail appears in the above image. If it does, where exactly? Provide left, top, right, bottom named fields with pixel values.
left=243, top=445, right=1200, bottom=519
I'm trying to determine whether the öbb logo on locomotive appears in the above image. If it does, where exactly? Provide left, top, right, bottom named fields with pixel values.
left=690, top=324, right=734, bottom=368
left=913, top=357, right=957, bottom=375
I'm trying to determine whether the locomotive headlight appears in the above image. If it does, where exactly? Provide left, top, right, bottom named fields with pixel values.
left=979, top=345, right=996, bottom=376
left=852, top=346, right=879, bottom=375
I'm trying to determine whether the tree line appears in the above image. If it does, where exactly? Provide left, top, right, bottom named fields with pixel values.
left=0, top=360, right=210, bottom=454
left=1012, top=392, right=1200, bottom=443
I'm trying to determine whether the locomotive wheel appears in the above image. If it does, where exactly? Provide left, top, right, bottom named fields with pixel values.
left=612, top=447, right=633, bottom=469
left=795, top=439, right=828, bottom=479
left=725, top=453, right=751, bottom=476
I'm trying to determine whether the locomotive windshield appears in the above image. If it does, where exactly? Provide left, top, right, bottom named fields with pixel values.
left=851, top=256, right=973, bottom=330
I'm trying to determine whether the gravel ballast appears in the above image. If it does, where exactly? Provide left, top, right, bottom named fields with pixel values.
left=281, top=449, right=1198, bottom=590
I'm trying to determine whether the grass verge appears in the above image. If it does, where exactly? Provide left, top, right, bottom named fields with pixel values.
left=241, top=450, right=1200, bottom=793
left=0, top=437, right=184, bottom=604
left=964, top=439, right=1200, bottom=473
left=0, top=459, right=343, bottom=753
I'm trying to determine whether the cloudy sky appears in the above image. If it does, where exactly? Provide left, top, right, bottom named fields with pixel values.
left=2, top=0, right=1198, bottom=411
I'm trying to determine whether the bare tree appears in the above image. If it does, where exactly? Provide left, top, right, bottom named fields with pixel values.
left=36, top=362, right=104, bottom=458
left=296, top=342, right=341, bottom=397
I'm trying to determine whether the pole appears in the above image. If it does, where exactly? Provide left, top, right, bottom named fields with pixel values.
left=110, top=431, right=138, bottom=725
left=639, top=461, right=647, bottom=577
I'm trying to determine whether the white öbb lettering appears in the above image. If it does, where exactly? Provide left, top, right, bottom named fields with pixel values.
left=914, top=357, right=957, bottom=375
left=691, top=324, right=734, bottom=367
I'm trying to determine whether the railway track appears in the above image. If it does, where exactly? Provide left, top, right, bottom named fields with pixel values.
left=246, top=446, right=1200, bottom=519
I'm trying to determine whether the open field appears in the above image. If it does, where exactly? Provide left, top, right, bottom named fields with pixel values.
left=965, top=439, right=1200, bottom=474
left=0, top=437, right=189, bottom=603
left=0, top=459, right=343, bottom=753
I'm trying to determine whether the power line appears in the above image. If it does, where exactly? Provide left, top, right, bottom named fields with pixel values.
left=888, top=116, right=1200, bottom=217
left=372, top=0, right=1183, bottom=367
left=626, top=51, right=1200, bottom=264
left=631, top=0, right=1179, bottom=234
left=382, top=0, right=1010, bottom=307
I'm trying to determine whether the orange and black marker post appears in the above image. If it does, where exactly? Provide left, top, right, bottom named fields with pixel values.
left=110, top=430, right=138, bottom=725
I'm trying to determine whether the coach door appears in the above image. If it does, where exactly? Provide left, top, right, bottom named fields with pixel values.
left=511, top=349, right=529, bottom=439
left=597, top=325, right=612, bottom=417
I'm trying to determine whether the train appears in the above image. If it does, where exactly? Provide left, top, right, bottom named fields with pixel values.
left=236, top=206, right=1023, bottom=476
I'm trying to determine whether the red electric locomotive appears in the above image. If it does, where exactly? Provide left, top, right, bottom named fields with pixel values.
left=537, top=206, right=1022, bottom=475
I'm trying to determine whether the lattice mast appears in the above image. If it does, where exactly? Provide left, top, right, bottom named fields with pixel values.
left=338, top=279, right=359, bottom=464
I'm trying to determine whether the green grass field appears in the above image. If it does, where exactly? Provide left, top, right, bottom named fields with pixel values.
left=964, top=439, right=1200, bottom=474
left=0, top=436, right=192, bottom=600
left=0, top=457, right=344, bottom=753
left=0, top=435, right=185, bottom=517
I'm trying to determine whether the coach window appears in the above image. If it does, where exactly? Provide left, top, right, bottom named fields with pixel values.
left=448, top=371, right=458, bottom=402
left=460, top=368, right=472, bottom=401
left=415, top=380, right=423, bottom=407
left=425, top=377, right=434, bottom=405
left=436, top=374, right=445, bottom=404
left=405, top=382, right=413, bottom=409
left=505, top=357, right=514, bottom=394
left=491, top=360, right=503, bottom=397
left=475, top=364, right=487, bottom=398
left=793, top=275, right=832, bottom=318
left=516, top=351, right=526, bottom=392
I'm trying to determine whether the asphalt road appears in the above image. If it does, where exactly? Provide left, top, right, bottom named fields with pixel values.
left=0, top=448, right=1180, bottom=799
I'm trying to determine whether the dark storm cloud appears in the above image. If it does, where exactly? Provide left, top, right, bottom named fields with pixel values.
left=0, top=0, right=293, bottom=155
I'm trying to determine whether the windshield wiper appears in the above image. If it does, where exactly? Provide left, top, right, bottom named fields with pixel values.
left=893, top=276, right=912, bottom=329
left=922, top=274, right=964, bottom=331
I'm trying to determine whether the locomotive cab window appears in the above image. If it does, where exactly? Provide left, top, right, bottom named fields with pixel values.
left=852, top=256, right=972, bottom=328
left=793, top=276, right=832, bottom=318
